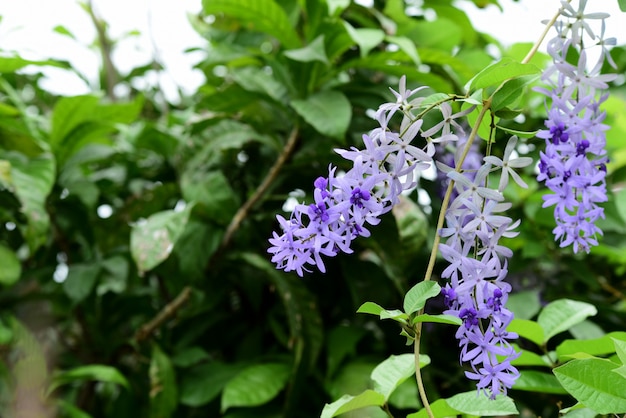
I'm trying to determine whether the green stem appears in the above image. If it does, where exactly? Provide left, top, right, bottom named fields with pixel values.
left=413, top=101, right=492, bottom=418
left=522, top=1, right=570, bottom=64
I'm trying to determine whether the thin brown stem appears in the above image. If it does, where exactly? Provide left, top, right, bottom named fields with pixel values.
left=86, top=0, right=119, bottom=100
left=219, top=126, right=300, bottom=251
left=134, top=286, right=192, bottom=343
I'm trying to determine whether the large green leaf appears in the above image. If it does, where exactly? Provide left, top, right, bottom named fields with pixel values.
left=341, top=22, right=385, bottom=57
left=445, top=391, right=518, bottom=416
left=221, top=363, right=290, bottom=411
left=290, top=90, right=351, bottom=139
left=403, top=281, right=441, bottom=316
left=320, top=390, right=385, bottom=418
left=537, top=299, right=598, bottom=344
left=612, top=338, right=626, bottom=379
left=284, top=35, right=328, bottom=64
left=554, top=358, right=626, bottom=414
left=202, top=0, right=300, bottom=48
left=4, top=152, right=55, bottom=252
left=180, top=170, right=239, bottom=225
left=63, top=263, right=101, bottom=303
left=49, top=365, right=129, bottom=394
left=0, top=244, right=21, bottom=286
left=179, top=362, right=244, bottom=407
left=130, top=204, right=194, bottom=275
left=0, top=55, right=67, bottom=73
left=513, top=370, right=567, bottom=394
left=468, top=57, right=540, bottom=92
left=149, top=344, right=178, bottom=418
left=371, top=353, right=430, bottom=401
left=231, top=66, right=289, bottom=103
left=556, top=332, right=626, bottom=362
left=407, top=398, right=460, bottom=418
left=508, top=318, right=545, bottom=347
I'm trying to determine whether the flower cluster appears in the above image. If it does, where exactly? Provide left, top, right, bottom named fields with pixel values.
left=439, top=136, right=532, bottom=398
left=536, top=0, right=616, bottom=253
left=268, top=77, right=434, bottom=276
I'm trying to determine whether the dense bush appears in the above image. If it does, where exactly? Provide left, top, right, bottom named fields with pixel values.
left=1, top=0, right=626, bottom=417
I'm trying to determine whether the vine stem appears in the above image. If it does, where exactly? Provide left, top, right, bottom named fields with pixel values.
left=522, top=0, right=569, bottom=64
left=413, top=103, right=492, bottom=418
left=219, top=126, right=300, bottom=251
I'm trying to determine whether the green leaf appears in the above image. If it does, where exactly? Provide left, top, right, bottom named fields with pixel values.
left=556, top=332, right=626, bottom=362
left=320, top=390, right=386, bottom=418
left=130, top=204, right=194, bottom=275
left=445, top=391, right=518, bottom=416
left=4, top=153, right=56, bottom=252
left=379, top=309, right=409, bottom=323
left=326, top=326, right=366, bottom=378
left=231, top=66, right=289, bottom=103
left=221, top=363, right=290, bottom=411
left=386, top=36, right=420, bottom=65
left=284, top=35, right=328, bottom=64
left=468, top=57, right=540, bottom=92
left=371, top=353, right=429, bottom=401
left=403, top=281, right=441, bottom=315
left=537, top=299, right=598, bottom=344
left=411, top=314, right=462, bottom=326
left=63, top=263, right=101, bottom=303
left=619, top=0, right=626, bottom=12
left=509, top=346, right=551, bottom=367
left=55, top=400, right=92, bottom=418
left=513, top=370, right=567, bottom=394
left=0, top=55, right=67, bottom=73
left=491, top=75, right=538, bottom=111
left=202, top=0, right=300, bottom=48
left=392, top=195, right=428, bottom=273
left=179, top=362, right=244, bottom=407
left=508, top=319, right=545, bottom=347
left=149, top=344, right=177, bottom=418
left=554, top=358, right=626, bottom=414
left=466, top=103, right=496, bottom=142
left=327, top=0, right=350, bottom=16
left=357, top=301, right=385, bottom=316
left=291, top=90, right=351, bottom=139
left=611, top=338, right=626, bottom=379
left=495, top=124, right=538, bottom=138
left=342, top=21, right=385, bottom=57
left=180, top=170, right=239, bottom=225
left=407, top=398, right=460, bottom=418
left=0, top=244, right=21, bottom=286
left=506, top=290, right=541, bottom=320
left=49, top=365, right=129, bottom=394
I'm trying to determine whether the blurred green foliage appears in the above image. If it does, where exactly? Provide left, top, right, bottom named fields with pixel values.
left=1, top=0, right=626, bottom=417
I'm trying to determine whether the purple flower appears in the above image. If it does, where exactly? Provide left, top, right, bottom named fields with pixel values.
left=535, top=2, right=615, bottom=253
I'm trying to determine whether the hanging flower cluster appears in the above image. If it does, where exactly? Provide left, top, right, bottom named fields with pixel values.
left=439, top=136, right=532, bottom=398
left=268, top=78, right=435, bottom=276
left=536, top=0, right=616, bottom=253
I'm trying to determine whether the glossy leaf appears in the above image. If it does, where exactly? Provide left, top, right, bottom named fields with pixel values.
left=445, top=391, right=518, bottom=416
left=508, top=318, right=545, bottom=347
left=0, top=244, right=21, bottom=286
left=411, top=314, right=462, bottom=326
left=468, top=57, right=540, bottom=92
left=202, top=0, right=300, bottom=48
left=556, top=331, right=626, bottom=361
left=50, top=365, right=129, bottom=394
left=320, top=390, right=385, bottom=418
left=284, top=35, right=328, bottom=64
left=290, top=90, right=351, bottom=139
left=221, top=363, right=290, bottom=411
left=63, top=263, right=101, bottom=303
left=130, top=204, right=194, bottom=275
left=554, top=358, right=626, bottom=414
left=513, top=370, right=567, bottom=394
left=537, top=299, right=598, bottom=344
left=371, top=353, right=430, bottom=401
left=403, top=281, right=441, bottom=315
left=149, top=344, right=177, bottom=418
